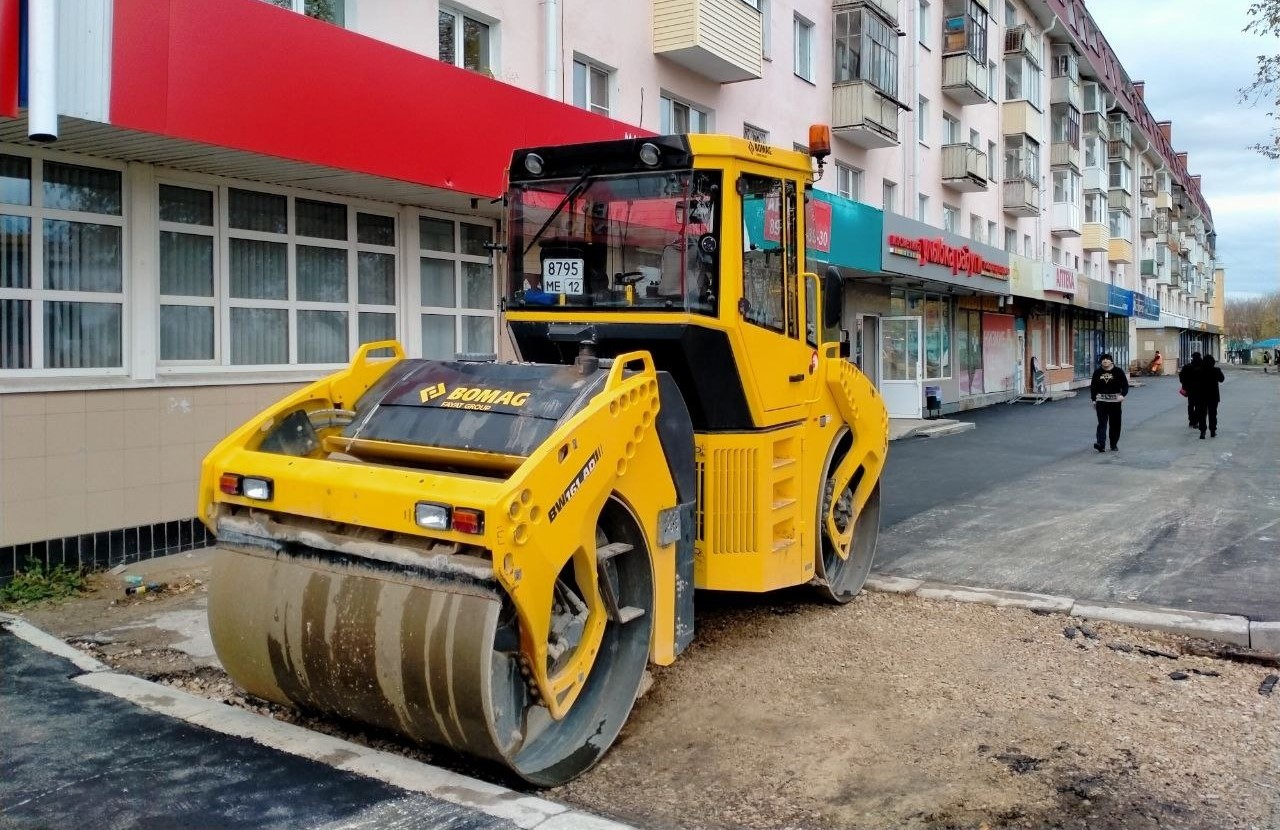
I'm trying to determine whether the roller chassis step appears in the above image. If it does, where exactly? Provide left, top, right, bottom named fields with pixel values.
left=596, top=542, right=646, bottom=624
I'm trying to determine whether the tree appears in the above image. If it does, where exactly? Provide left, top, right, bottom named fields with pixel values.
left=1240, top=2, right=1280, bottom=159
left=1225, top=292, right=1280, bottom=342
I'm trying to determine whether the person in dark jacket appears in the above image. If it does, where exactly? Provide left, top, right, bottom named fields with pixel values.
left=1090, top=353, right=1129, bottom=452
left=1178, top=352, right=1203, bottom=428
left=1194, top=354, right=1225, bottom=438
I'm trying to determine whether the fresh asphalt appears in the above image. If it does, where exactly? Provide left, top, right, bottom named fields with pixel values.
left=0, top=629, right=527, bottom=830
left=878, top=367, right=1280, bottom=621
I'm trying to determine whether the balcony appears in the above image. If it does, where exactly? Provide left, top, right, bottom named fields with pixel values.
left=1051, top=201, right=1082, bottom=236
left=1082, top=222, right=1110, bottom=252
left=849, top=0, right=899, bottom=26
left=653, top=0, right=763, bottom=83
left=1083, top=166, right=1106, bottom=193
left=1003, top=177, right=1040, bottom=217
left=941, top=53, right=988, bottom=105
left=1050, top=75, right=1082, bottom=110
left=1108, top=114, right=1133, bottom=145
left=941, top=143, right=988, bottom=191
left=1140, top=175, right=1156, bottom=197
left=1005, top=25, right=1042, bottom=66
left=1164, top=232, right=1181, bottom=254
left=1154, top=191, right=1172, bottom=210
left=1002, top=101, right=1043, bottom=143
left=1108, top=238, right=1134, bottom=264
left=1107, top=140, right=1128, bottom=164
left=832, top=80, right=900, bottom=148
left=1051, top=141, right=1081, bottom=170
left=1140, top=215, right=1168, bottom=238
left=1140, top=258, right=1164, bottom=278
left=1108, top=189, right=1133, bottom=213
left=1083, top=111, right=1109, bottom=139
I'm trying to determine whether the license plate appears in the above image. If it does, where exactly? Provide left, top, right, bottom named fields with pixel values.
left=1096, top=394, right=1120, bottom=402
left=543, top=259, right=584, bottom=294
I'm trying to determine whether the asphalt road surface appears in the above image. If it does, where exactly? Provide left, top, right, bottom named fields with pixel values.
left=877, top=367, right=1280, bottom=621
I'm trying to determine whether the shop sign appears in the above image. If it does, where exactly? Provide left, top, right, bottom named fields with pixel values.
left=1009, top=255, right=1045, bottom=300
left=1132, top=292, right=1161, bottom=320
left=1043, top=265, right=1077, bottom=295
left=764, top=197, right=831, bottom=252
left=1082, top=277, right=1110, bottom=311
left=1108, top=284, right=1134, bottom=317
left=882, top=214, right=1011, bottom=292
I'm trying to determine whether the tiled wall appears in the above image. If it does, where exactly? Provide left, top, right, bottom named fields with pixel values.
left=0, top=383, right=302, bottom=578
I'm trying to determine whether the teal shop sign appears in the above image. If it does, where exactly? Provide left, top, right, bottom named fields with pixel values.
left=743, top=189, right=883, bottom=273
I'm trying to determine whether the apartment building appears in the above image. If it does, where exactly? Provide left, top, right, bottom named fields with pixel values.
left=0, top=0, right=1222, bottom=576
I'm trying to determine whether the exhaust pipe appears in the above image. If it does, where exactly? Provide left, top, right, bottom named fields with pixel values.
left=27, top=0, right=57, bottom=142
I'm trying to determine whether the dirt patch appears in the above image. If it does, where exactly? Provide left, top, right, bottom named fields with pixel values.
left=10, top=555, right=1280, bottom=830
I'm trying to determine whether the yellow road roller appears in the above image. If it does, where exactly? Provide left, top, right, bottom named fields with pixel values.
left=199, top=126, right=888, bottom=786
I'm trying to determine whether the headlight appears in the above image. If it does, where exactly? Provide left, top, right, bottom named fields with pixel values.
left=241, top=477, right=273, bottom=501
left=638, top=142, right=661, bottom=167
left=523, top=153, right=544, bottom=175
left=415, top=502, right=451, bottom=530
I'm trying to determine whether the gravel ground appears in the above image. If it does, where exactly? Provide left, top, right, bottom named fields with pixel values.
left=12, top=559, right=1280, bottom=830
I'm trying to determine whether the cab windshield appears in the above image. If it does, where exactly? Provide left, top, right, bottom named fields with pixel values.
left=506, top=170, right=721, bottom=314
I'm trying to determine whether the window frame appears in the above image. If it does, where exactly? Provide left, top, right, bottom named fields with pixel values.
left=417, top=208, right=499, bottom=361
left=835, top=163, right=863, bottom=201
left=439, top=4, right=496, bottom=75
left=833, top=6, right=900, bottom=99
left=882, top=179, right=898, bottom=214
left=793, top=13, right=815, bottom=82
left=0, top=146, right=128, bottom=376
left=571, top=56, right=613, bottom=117
left=660, top=93, right=712, bottom=134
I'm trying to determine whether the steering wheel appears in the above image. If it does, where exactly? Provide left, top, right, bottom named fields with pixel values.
left=613, top=271, right=645, bottom=287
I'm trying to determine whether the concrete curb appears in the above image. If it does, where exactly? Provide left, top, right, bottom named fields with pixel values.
left=914, top=422, right=977, bottom=439
left=864, top=574, right=1261, bottom=650
left=4, top=619, right=636, bottom=830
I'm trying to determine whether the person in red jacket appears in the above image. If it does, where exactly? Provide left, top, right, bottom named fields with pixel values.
left=1090, top=353, right=1130, bottom=452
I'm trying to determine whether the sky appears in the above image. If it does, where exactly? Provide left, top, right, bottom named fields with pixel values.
left=1086, top=0, right=1279, bottom=299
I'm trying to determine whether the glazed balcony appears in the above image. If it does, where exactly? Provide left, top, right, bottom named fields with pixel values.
left=1083, top=112, right=1109, bottom=140
left=653, top=0, right=763, bottom=83
left=1051, top=201, right=1082, bottom=237
left=1050, top=74, right=1082, bottom=110
left=832, top=80, right=901, bottom=149
left=1140, top=258, right=1163, bottom=279
left=941, top=52, right=988, bottom=106
left=1083, top=166, right=1107, bottom=193
left=941, top=143, right=989, bottom=192
left=1082, top=222, right=1110, bottom=252
left=1003, top=177, right=1041, bottom=217
left=1140, top=175, right=1156, bottom=197
left=1108, top=114, right=1133, bottom=145
left=1003, top=101, right=1044, bottom=143
left=1108, top=189, right=1133, bottom=213
left=1140, top=215, right=1169, bottom=238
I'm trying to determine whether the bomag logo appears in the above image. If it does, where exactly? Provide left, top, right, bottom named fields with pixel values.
left=549, top=448, right=603, bottom=523
left=747, top=139, right=773, bottom=158
left=421, top=384, right=532, bottom=411
left=419, top=382, right=446, bottom=402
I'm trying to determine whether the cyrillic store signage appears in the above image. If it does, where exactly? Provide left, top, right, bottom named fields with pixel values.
left=1133, top=292, right=1161, bottom=320
left=1043, top=265, right=1077, bottom=296
left=881, top=213, right=1011, bottom=294
left=1107, top=284, right=1134, bottom=317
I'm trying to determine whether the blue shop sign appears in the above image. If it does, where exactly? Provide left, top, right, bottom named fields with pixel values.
left=1133, top=292, right=1161, bottom=320
left=1107, top=284, right=1134, bottom=317
left=808, top=190, right=882, bottom=273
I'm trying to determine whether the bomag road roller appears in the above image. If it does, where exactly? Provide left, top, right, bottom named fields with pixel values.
left=199, top=125, right=888, bottom=786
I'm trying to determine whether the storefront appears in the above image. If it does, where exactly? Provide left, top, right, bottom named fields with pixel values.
left=855, top=214, right=1011, bottom=418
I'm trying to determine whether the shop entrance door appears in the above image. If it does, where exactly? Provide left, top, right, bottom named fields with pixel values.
left=880, top=316, right=922, bottom=418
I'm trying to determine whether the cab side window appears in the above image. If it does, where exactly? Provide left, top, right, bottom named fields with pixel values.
left=740, top=174, right=787, bottom=332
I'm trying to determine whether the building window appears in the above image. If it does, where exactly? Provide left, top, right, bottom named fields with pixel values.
left=794, top=14, right=815, bottom=81
left=918, top=194, right=929, bottom=221
left=572, top=58, right=611, bottom=116
left=760, top=0, right=772, bottom=59
left=987, top=60, right=998, bottom=102
left=943, top=204, right=958, bottom=232
left=834, top=6, right=899, bottom=98
left=439, top=6, right=493, bottom=74
left=942, top=113, right=960, bottom=144
left=1108, top=160, right=1132, bottom=191
left=1052, top=169, right=1080, bottom=204
left=1023, top=233, right=1032, bottom=256
left=419, top=213, right=496, bottom=359
left=941, top=0, right=989, bottom=63
left=1085, top=192, right=1106, bottom=224
left=1004, top=134, right=1040, bottom=181
left=918, top=0, right=930, bottom=46
left=882, top=180, right=898, bottom=214
left=970, top=214, right=983, bottom=242
left=836, top=163, right=863, bottom=200
left=956, top=307, right=982, bottom=395
left=918, top=97, right=930, bottom=143
left=1051, top=103, right=1081, bottom=145
left=1005, top=55, right=1042, bottom=109
left=0, top=152, right=124, bottom=371
left=1084, top=134, right=1105, bottom=169
left=263, top=0, right=347, bottom=25
left=1004, top=227, right=1017, bottom=253
left=924, top=293, right=952, bottom=379
left=744, top=124, right=770, bottom=144
left=660, top=94, right=711, bottom=133
left=987, top=220, right=998, bottom=244
left=1004, top=1, right=1017, bottom=27
left=1108, top=209, right=1131, bottom=239
left=987, top=139, right=998, bottom=180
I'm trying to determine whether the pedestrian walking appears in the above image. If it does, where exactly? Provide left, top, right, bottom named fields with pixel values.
left=1194, top=354, right=1225, bottom=438
left=1090, top=353, right=1129, bottom=453
left=1179, top=352, right=1203, bottom=428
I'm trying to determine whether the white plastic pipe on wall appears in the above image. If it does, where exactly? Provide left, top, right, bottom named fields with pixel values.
left=541, top=0, right=559, bottom=100
left=27, top=0, right=58, bottom=142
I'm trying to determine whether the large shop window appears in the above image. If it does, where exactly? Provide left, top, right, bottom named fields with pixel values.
left=956, top=308, right=983, bottom=396
left=1, top=153, right=124, bottom=371
left=158, top=184, right=399, bottom=367
left=889, top=288, right=952, bottom=380
left=419, top=214, right=497, bottom=360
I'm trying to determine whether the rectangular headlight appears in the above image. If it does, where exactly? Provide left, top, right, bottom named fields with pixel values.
left=241, top=477, right=273, bottom=501
left=415, top=502, right=451, bottom=530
